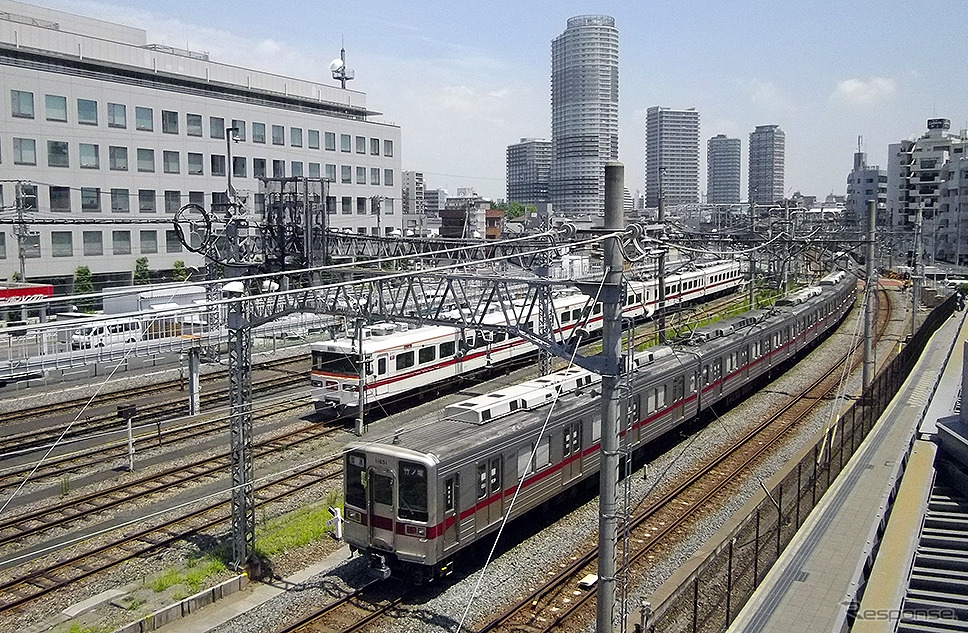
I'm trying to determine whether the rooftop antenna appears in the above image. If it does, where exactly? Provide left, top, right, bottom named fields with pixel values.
left=857, top=135, right=863, bottom=153
left=329, top=37, right=355, bottom=89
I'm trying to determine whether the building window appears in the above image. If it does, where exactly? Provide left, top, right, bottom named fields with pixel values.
left=107, top=102, right=126, bottom=128
left=50, top=186, right=71, bottom=213
left=211, top=154, right=226, bottom=177
left=112, top=230, right=132, bottom=255
left=290, top=127, right=303, bottom=147
left=325, top=132, right=336, bottom=151
left=137, top=148, right=155, bottom=172
left=162, top=110, right=179, bottom=134
left=272, top=159, right=285, bottom=178
left=77, top=99, right=98, bottom=125
left=111, top=188, right=130, bottom=213
left=139, top=189, right=156, bottom=213
left=135, top=106, right=153, bottom=131
left=0, top=231, right=4, bottom=259
left=164, top=191, right=181, bottom=214
left=325, top=164, right=336, bottom=181
left=233, top=156, right=246, bottom=178
left=51, top=231, right=73, bottom=257
left=210, top=117, right=225, bottom=139
left=308, top=130, right=319, bottom=149
left=140, top=230, right=158, bottom=254
left=189, top=191, right=205, bottom=207
left=163, top=151, right=180, bottom=174
left=326, top=195, right=336, bottom=215
left=13, top=138, right=36, bottom=165
left=355, top=166, right=366, bottom=184
left=341, top=196, right=352, bottom=214
left=253, top=158, right=266, bottom=178
left=383, top=198, right=394, bottom=215
left=370, top=138, right=380, bottom=155
left=231, top=120, right=245, bottom=141
left=45, top=95, right=67, bottom=122
left=83, top=231, right=103, bottom=256
left=370, top=167, right=381, bottom=185
left=109, top=146, right=128, bottom=171
left=48, top=141, right=69, bottom=168
left=340, top=134, right=351, bottom=152
left=340, top=165, right=352, bottom=183
left=187, top=152, right=203, bottom=175
left=357, top=196, right=367, bottom=214
left=81, top=187, right=101, bottom=212
left=355, top=136, right=366, bottom=154
left=271, top=125, right=285, bottom=145
left=79, top=143, right=100, bottom=169
left=384, top=140, right=394, bottom=157
left=252, top=122, right=266, bottom=144
left=166, top=230, right=182, bottom=253
left=291, top=161, right=303, bottom=177
left=384, top=169, right=394, bottom=186
left=11, top=90, right=34, bottom=118
left=308, top=162, right=320, bottom=178
left=183, top=113, right=202, bottom=137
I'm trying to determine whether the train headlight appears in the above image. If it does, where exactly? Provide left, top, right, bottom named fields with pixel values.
left=346, top=509, right=362, bottom=523
left=404, top=525, right=426, bottom=537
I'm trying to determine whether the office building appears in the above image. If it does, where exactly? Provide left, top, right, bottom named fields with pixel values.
left=706, top=134, right=741, bottom=205
left=506, top=138, right=551, bottom=206
left=748, top=125, right=785, bottom=205
left=550, top=15, right=619, bottom=221
left=645, top=106, right=700, bottom=207
left=401, top=170, right=425, bottom=236
left=0, top=0, right=400, bottom=291
left=844, top=148, right=887, bottom=231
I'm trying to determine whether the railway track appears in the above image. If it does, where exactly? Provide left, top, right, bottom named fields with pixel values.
left=473, top=288, right=891, bottom=632
left=272, top=582, right=407, bottom=633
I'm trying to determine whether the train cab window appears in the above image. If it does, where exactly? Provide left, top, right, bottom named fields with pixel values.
left=418, top=346, right=436, bottom=364
left=594, top=304, right=602, bottom=315
left=377, top=358, right=387, bottom=375
left=398, top=461, right=428, bottom=522
left=493, top=332, right=507, bottom=343
left=396, top=351, right=415, bottom=371
left=489, top=458, right=501, bottom=496
left=440, top=341, right=456, bottom=357
left=345, top=452, right=366, bottom=509
left=477, top=463, right=487, bottom=499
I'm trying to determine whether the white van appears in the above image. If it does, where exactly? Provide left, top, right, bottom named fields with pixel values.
left=70, top=319, right=144, bottom=349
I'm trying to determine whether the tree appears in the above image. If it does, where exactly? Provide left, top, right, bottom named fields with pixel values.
left=134, top=257, right=151, bottom=285
left=73, top=265, right=95, bottom=312
left=171, top=260, right=190, bottom=282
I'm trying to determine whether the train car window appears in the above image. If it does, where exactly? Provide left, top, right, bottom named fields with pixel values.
left=594, top=304, right=602, bottom=315
left=395, top=351, right=415, bottom=371
left=702, top=365, right=710, bottom=386
left=572, top=425, right=581, bottom=453
left=687, top=374, right=696, bottom=393
left=658, top=385, right=667, bottom=408
left=489, top=458, right=501, bottom=495
left=494, top=332, right=507, bottom=343
left=398, top=461, right=428, bottom=522
left=563, top=426, right=572, bottom=455
left=560, top=311, right=570, bottom=322
left=377, top=358, right=387, bottom=375
left=440, top=341, right=456, bottom=357
left=536, top=436, right=551, bottom=468
left=592, top=416, right=602, bottom=441
left=444, top=476, right=457, bottom=512
left=345, top=452, right=366, bottom=509
left=673, top=376, right=684, bottom=402
left=647, top=389, right=656, bottom=414
left=371, top=472, right=393, bottom=506
left=518, top=445, right=534, bottom=479
left=477, top=463, right=487, bottom=499
left=418, top=346, right=436, bottom=364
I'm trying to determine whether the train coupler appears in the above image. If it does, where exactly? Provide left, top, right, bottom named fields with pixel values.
left=368, top=554, right=391, bottom=580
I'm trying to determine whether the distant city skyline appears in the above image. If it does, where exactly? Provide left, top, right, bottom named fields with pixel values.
left=23, top=0, right=968, bottom=202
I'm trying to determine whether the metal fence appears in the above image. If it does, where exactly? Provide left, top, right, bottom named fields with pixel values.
left=647, top=293, right=957, bottom=633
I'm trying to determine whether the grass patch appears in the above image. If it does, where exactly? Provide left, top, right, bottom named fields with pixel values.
left=149, top=556, right=226, bottom=594
left=151, top=567, right=182, bottom=593
left=254, top=491, right=340, bottom=558
left=65, top=624, right=106, bottom=633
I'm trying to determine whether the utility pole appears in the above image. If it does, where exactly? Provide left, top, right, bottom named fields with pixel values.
left=14, top=181, right=28, bottom=283
left=912, top=204, right=922, bottom=338
left=657, top=171, right=667, bottom=344
left=863, top=200, right=875, bottom=389
left=749, top=197, right=756, bottom=310
left=598, top=161, right=624, bottom=633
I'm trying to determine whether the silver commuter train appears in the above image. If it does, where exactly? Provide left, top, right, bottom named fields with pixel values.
left=312, top=260, right=743, bottom=412
left=342, top=271, right=855, bottom=581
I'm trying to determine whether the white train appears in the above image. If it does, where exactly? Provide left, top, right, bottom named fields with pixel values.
left=342, top=271, right=856, bottom=581
left=311, top=260, right=743, bottom=412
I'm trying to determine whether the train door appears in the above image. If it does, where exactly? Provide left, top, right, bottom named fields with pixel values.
left=475, top=459, right=503, bottom=533
left=562, top=422, right=582, bottom=484
left=443, top=475, right=459, bottom=549
left=366, top=465, right=395, bottom=551
left=373, top=354, right=389, bottom=397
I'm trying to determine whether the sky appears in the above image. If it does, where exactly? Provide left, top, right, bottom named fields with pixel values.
left=27, top=0, right=968, bottom=202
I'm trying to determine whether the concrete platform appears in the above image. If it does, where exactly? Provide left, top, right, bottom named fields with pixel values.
left=727, top=309, right=968, bottom=633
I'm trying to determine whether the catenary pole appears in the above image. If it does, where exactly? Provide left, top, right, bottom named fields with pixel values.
left=863, top=200, right=875, bottom=389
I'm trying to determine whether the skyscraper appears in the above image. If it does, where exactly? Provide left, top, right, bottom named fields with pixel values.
left=550, top=15, right=619, bottom=220
left=707, top=134, right=741, bottom=205
left=748, top=125, right=785, bottom=205
left=645, top=107, right=700, bottom=207
left=506, top=138, right=551, bottom=205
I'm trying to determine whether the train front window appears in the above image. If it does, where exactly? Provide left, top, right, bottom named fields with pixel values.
left=345, top=452, right=366, bottom=509
left=312, top=350, right=360, bottom=375
left=398, top=461, right=428, bottom=522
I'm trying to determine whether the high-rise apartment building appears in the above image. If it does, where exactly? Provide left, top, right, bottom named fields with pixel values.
left=0, top=0, right=400, bottom=291
left=506, top=138, right=551, bottom=206
left=748, top=125, right=785, bottom=205
left=844, top=148, right=886, bottom=231
left=550, top=15, right=619, bottom=221
left=706, top=134, right=741, bottom=205
left=645, top=107, right=700, bottom=207
left=401, top=171, right=425, bottom=236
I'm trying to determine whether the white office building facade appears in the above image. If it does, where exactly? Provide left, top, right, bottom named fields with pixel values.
left=0, top=1, right=400, bottom=291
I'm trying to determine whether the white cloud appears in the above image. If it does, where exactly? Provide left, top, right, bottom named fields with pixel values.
left=747, top=79, right=797, bottom=114
left=830, top=77, right=896, bottom=106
